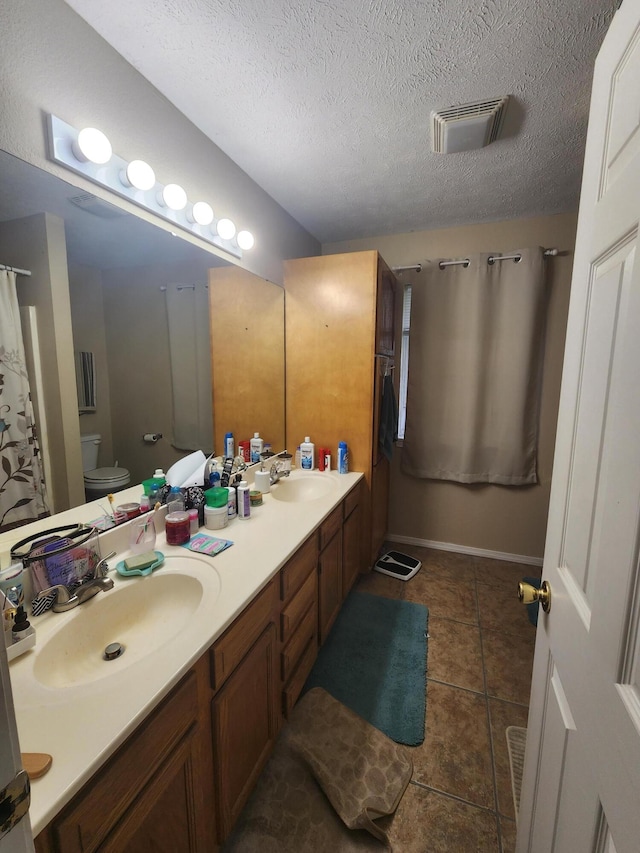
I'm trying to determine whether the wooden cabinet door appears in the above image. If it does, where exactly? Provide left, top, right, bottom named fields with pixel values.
left=318, top=530, right=343, bottom=644
left=51, top=664, right=215, bottom=853
left=212, top=623, right=279, bottom=841
left=100, top=733, right=207, bottom=853
left=375, top=259, right=396, bottom=356
left=342, top=502, right=361, bottom=597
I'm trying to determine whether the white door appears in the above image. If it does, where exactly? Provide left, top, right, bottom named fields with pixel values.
left=517, top=3, right=640, bottom=851
left=0, top=640, right=33, bottom=852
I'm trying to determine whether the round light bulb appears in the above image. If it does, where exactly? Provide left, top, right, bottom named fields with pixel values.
left=122, top=159, right=156, bottom=191
left=216, top=218, right=236, bottom=240
left=73, top=127, right=112, bottom=165
left=159, top=183, right=188, bottom=211
left=237, top=230, right=255, bottom=250
left=189, top=201, right=214, bottom=226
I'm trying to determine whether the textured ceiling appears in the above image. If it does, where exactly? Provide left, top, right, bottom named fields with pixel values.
left=63, top=0, right=616, bottom=244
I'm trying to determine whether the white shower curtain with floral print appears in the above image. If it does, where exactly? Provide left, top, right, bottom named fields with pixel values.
left=0, top=269, right=48, bottom=531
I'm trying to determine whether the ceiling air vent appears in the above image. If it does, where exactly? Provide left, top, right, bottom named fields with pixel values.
left=431, top=96, right=510, bottom=154
left=67, top=192, right=127, bottom=219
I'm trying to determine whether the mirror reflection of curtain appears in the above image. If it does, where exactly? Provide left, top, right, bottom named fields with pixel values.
left=165, top=283, right=213, bottom=453
left=0, top=269, right=48, bottom=531
left=402, top=248, right=547, bottom=485
left=75, top=350, right=96, bottom=412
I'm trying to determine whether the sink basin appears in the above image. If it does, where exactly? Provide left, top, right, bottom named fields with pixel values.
left=33, top=572, right=210, bottom=689
left=270, top=473, right=336, bottom=503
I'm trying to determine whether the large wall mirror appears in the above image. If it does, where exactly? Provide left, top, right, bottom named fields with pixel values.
left=0, top=150, right=285, bottom=517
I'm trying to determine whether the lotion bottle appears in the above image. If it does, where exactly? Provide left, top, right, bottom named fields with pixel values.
left=224, top=432, right=234, bottom=459
left=300, top=437, right=315, bottom=470
left=250, top=432, right=264, bottom=463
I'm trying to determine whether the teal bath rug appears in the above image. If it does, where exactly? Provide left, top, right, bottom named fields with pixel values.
left=303, top=591, right=429, bottom=746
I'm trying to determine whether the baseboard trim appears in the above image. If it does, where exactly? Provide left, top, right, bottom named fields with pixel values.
left=385, top=533, right=544, bottom=568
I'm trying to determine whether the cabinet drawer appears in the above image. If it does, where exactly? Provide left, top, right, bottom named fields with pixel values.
left=211, top=579, right=278, bottom=690
left=281, top=603, right=317, bottom=682
left=281, top=569, right=317, bottom=644
left=54, top=669, right=198, bottom=853
left=283, top=637, right=318, bottom=718
left=280, top=534, right=317, bottom=602
left=343, top=485, right=359, bottom=519
left=319, top=505, right=342, bottom=551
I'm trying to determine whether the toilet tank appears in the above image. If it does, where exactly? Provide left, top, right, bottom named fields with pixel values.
left=80, top=434, right=101, bottom=472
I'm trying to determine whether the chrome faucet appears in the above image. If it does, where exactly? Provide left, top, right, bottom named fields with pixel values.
left=35, top=551, right=116, bottom=613
left=269, top=461, right=290, bottom=486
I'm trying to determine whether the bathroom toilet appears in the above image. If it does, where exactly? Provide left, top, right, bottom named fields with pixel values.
left=81, top=434, right=130, bottom=501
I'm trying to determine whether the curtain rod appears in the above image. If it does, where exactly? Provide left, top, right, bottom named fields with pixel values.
left=392, top=248, right=558, bottom=274
left=0, top=263, right=32, bottom=277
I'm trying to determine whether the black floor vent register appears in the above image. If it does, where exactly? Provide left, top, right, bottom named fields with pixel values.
left=373, top=550, right=421, bottom=581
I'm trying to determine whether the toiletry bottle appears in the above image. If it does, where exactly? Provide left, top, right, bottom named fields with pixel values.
left=227, top=484, right=237, bottom=519
left=12, top=606, right=30, bottom=643
left=300, top=437, right=315, bottom=470
left=153, top=468, right=166, bottom=486
left=250, top=432, right=264, bottom=463
left=338, top=441, right=349, bottom=474
left=237, top=481, right=251, bottom=519
left=224, top=432, right=234, bottom=459
left=167, top=485, right=185, bottom=514
left=295, top=446, right=301, bottom=468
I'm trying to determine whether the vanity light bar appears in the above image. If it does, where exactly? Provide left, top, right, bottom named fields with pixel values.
left=46, top=114, right=253, bottom=260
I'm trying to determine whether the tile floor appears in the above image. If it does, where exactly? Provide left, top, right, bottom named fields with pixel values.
left=355, top=544, right=541, bottom=853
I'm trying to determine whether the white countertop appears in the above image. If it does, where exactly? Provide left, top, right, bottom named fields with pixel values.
left=7, top=469, right=363, bottom=835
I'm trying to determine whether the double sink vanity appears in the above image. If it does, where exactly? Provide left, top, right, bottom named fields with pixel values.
left=4, top=467, right=363, bottom=851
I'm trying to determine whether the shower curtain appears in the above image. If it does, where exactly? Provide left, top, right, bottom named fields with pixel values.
left=402, top=247, right=547, bottom=485
left=165, top=283, right=213, bottom=453
left=0, top=269, right=48, bottom=530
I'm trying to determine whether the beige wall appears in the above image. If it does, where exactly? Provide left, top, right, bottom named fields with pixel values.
left=1, top=0, right=319, bottom=286
left=0, top=214, right=85, bottom=511
left=68, top=263, right=114, bottom=467
left=325, top=212, right=578, bottom=560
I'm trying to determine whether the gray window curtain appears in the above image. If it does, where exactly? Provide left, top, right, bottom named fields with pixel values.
left=165, top=284, right=213, bottom=454
left=402, top=247, right=547, bottom=485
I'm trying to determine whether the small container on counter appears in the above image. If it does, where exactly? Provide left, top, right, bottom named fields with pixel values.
left=116, top=502, right=141, bottom=521
left=227, top=486, right=237, bottom=519
left=204, top=487, right=229, bottom=530
left=165, top=511, right=191, bottom=545
left=318, top=447, right=331, bottom=471
left=280, top=452, right=293, bottom=473
left=224, top=432, right=235, bottom=458
left=300, top=437, right=315, bottom=470
left=167, top=486, right=185, bottom=514
left=237, top=481, right=251, bottom=519
left=250, top=490, right=263, bottom=507
left=188, top=508, right=199, bottom=536
left=337, top=441, right=349, bottom=474
left=250, top=432, right=264, bottom=463
left=204, top=504, right=228, bottom=530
